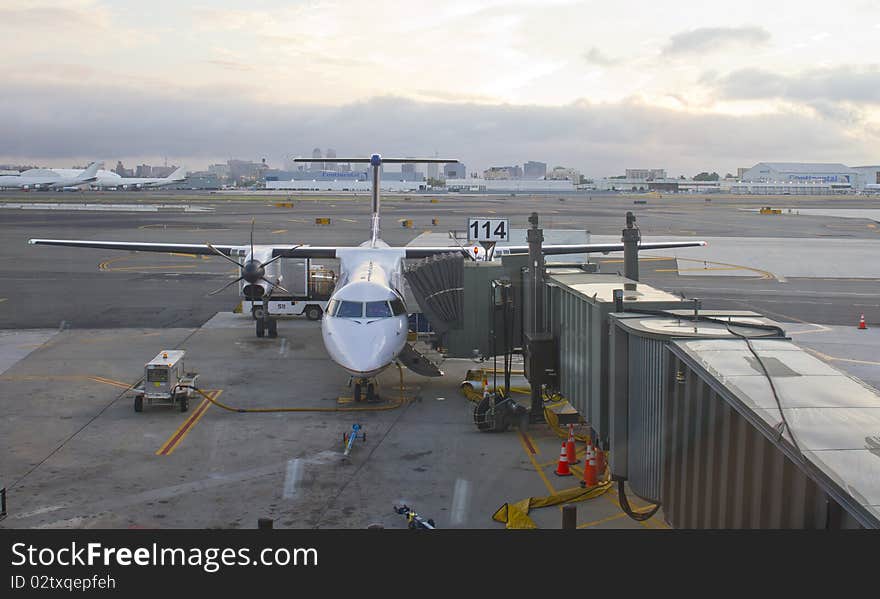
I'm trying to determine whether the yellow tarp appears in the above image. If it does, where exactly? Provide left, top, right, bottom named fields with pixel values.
left=492, top=483, right=612, bottom=529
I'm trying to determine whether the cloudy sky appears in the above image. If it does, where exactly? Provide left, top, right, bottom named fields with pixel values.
left=2, top=0, right=879, bottom=176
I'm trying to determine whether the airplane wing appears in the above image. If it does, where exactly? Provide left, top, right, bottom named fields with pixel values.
left=27, top=238, right=344, bottom=259
left=28, top=239, right=707, bottom=259
left=403, top=240, right=707, bottom=259
left=28, top=239, right=241, bottom=256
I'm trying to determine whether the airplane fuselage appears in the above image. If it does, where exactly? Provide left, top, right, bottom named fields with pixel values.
left=321, top=244, right=409, bottom=377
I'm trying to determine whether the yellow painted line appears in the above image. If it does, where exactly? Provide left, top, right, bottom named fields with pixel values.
left=803, top=347, right=880, bottom=367
left=523, top=432, right=540, bottom=455
left=156, top=390, right=221, bottom=456
left=655, top=267, right=747, bottom=272
left=577, top=511, right=629, bottom=528
left=106, top=264, right=199, bottom=272
left=518, top=431, right=556, bottom=495
left=602, top=257, right=669, bottom=264
left=337, top=396, right=354, bottom=405
left=287, top=219, right=307, bottom=223
left=787, top=323, right=831, bottom=336
left=87, top=375, right=133, bottom=390
left=169, top=252, right=199, bottom=258
left=0, top=298, right=6, bottom=303
left=271, top=229, right=287, bottom=234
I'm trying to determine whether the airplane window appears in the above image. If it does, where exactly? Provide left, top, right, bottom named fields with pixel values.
left=390, top=298, right=407, bottom=315
left=365, top=301, right=392, bottom=318
left=336, top=301, right=363, bottom=318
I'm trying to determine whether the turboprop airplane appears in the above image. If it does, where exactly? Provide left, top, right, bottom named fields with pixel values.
left=49, top=165, right=187, bottom=189
left=0, top=162, right=99, bottom=190
left=28, top=154, right=706, bottom=402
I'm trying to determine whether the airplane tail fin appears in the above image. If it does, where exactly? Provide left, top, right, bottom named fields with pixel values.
left=75, top=162, right=100, bottom=183
left=167, top=166, right=186, bottom=181
left=290, top=154, right=457, bottom=247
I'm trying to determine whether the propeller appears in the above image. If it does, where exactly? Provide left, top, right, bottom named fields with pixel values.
left=205, top=218, right=298, bottom=297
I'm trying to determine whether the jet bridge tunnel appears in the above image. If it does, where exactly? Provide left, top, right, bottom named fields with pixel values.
left=405, top=212, right=879, bottom=529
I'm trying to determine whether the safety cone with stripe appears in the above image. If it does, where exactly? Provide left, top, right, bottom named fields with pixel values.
left=859, top=314, right=868, bottom=330
left=579, top=442, right=598, bottom=488
left=565, top=424, right=579, bottom=465
left=554, top=442, right=573, bottom=477
left=595, top=442, right=606, bottom=482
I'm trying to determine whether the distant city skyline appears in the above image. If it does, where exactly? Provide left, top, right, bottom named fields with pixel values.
left=2, top=1, right=878, bottom=174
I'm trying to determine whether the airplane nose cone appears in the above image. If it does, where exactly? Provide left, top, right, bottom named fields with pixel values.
left=322, top=315, right=407, bottom=376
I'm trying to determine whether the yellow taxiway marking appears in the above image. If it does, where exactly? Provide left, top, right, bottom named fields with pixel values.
left=577, top=512, right=629, bottom=529
left=655, top=266, right=747, bottom=272
left=0, top=374, right=132, bottom=390
left=786, top=323, right=831, bottom=336
left=601, top=257, right=669, bottom=264
left=518, top=431, right=555, bottom=496
left=287, top=219, right=307, bottom=223
left=0, top=298, right=6, bottom=303
left=106, top=264, right=199, bottom=272
left=156, top=390, right=222, bottom=456
left=271, top=229, right=288, bottom=234
left=86, top=375, right=133, bottom=390
left=804, top=347, right=880, bottom=367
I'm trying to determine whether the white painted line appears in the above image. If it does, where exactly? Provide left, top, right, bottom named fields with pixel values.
left=450, top=478, right=471, bottom=526
left=282, top=458, right=303, bottom=499
left=14, top=504, right=67, bottom=519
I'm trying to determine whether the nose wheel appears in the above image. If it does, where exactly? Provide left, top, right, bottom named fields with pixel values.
left=352, top=378, right=380, bottom=403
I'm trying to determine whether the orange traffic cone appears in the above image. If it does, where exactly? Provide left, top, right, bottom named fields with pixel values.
left=565, top=425, right=579, bottom=465
left=859, top=314, right=867, bottom=330
left=579, top=443, right=598, bottom=488
left=595, top=443, right=606, bottom=481
left=554, top=442, right=573, bottom=477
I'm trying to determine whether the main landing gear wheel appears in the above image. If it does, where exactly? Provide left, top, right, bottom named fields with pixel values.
left=366, top=382, right=379, bottom=403
left=353, top=382, right=362, bottom=403
left=255, top=317, right=265, bottom=338
left=305, top=305, right=323, bottom=321
left=267, top=318, right=278, bottom=338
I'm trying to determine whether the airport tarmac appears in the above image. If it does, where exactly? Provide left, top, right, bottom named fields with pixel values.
left=1, top=190, right=879, bottom=529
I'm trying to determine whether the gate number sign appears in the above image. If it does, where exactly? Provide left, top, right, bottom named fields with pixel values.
left=468, top=218, right=509, bottom=242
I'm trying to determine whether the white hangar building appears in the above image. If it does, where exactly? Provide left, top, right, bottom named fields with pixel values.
left=740, top=162, right=855, bottom=186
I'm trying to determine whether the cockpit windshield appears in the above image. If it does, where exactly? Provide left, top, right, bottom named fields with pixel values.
left=327, top=298, right=407, bottom=319
left=365, top=301, right=392, bottom=318
left=335, top=300, right=364, bottom=318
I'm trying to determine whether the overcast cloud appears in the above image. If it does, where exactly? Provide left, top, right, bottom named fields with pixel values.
left=0, top=80, right=873, bottom=177
left=1, top=1, right=879, bottom=173
left=709, top=65, right=880, bottom=105
left=662, top=26, right=771, bottom=56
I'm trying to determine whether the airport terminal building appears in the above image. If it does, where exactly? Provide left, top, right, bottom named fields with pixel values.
left=738, top=162, right=856, bottom=194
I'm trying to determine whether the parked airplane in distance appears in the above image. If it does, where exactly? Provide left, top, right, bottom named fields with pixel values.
left=49, top=166, right=187, bottom=189
left=0, top=162, right=99, bottom=190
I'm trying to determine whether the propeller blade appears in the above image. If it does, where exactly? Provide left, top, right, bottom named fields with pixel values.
left=259, top=246, right=299, bottom=270
left=261, top=277, right=291, bottom=296
left=250, top=217, right=255, bottom=259
left=207, top=275, right=245, bottom=296
left=206, top=243, right=243, bottom=268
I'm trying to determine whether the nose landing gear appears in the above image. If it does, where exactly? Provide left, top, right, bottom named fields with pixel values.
left=352, top=377, right=380, bottom=403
